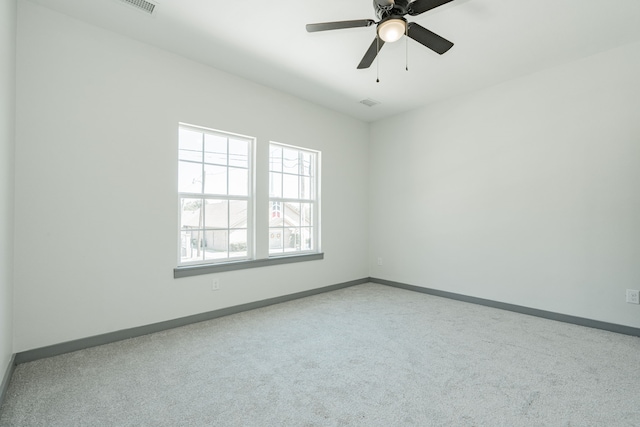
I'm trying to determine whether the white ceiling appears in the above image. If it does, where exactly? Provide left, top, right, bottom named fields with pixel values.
left=28, top=0, right=640, bottom=122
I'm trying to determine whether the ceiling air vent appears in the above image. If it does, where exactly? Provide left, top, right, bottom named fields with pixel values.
left=118, top=0, right=157, bottom=15
left=359, top=98, right=380, bottom=107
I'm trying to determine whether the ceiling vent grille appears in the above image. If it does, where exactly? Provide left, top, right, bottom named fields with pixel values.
left=359, top=98, right=380, bottom=107
left=118, top=0, right=156, bottom=15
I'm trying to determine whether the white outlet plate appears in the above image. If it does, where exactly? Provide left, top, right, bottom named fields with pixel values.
left=377, top=257, right=383, bottom=266
left=626, top=289, right=639, bottom=304
left=212, top=279, right=220, bottom=291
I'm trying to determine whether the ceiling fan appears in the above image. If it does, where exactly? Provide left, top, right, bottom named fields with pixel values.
left=306, top=0, right=455, bottom=69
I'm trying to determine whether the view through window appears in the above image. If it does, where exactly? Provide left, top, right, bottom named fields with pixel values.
left=269, top=143, right=319, bottom=255
left=177, top=125, right=321, bottom=269
left=178, top=125, right=252, bottom=265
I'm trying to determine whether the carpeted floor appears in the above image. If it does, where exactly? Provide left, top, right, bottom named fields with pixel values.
left=1, top=283, right=639, bottom=426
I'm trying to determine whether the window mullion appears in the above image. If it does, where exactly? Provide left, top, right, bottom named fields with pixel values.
left=200, top=133, right=206, bottom=196
left=200, top=133, right=206, bottom=263
left=226, top=137, right=231, bottom=259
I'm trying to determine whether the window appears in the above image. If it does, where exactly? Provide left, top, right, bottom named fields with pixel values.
left=175, top=125, right=323, bottom=277
left=178, top=124, right=253, bottom=265
left=269, top=143, right=320, bottom=255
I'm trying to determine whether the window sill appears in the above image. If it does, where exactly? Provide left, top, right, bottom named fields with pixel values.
left=174, top=253, right=324, bottom=278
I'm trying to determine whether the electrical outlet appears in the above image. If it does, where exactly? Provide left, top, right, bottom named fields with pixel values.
left=212, top=279, right=220, bottom=291
left=626, top=289, right=639, bottom=304
left=377, top=257, right=383, bottom=266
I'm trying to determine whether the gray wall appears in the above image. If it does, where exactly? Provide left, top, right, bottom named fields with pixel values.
left=369, top=40, right=640, bottom=328
left=13, top=1, right=369, bottom=352
left=0, top=0, right=17, bottom=371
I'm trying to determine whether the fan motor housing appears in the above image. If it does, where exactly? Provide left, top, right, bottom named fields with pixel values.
left=374, top=0, right=409, bottom=20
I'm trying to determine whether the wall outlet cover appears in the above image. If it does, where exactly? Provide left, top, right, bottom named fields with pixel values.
left=626, top=289, right=639, bottom=304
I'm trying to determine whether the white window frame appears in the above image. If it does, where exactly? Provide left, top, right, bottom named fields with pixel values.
left=177, top=123, right=254, bottom=267
left=174, top=128, right=324, bottom=278
left=268, top=141, right=321, bottom=257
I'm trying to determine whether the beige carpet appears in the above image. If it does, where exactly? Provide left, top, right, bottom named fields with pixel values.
left=1, top=283, right=639, bottom=426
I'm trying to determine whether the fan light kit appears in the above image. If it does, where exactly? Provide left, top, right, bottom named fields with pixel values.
left=377, top=18, right=406, bottom=43
left=306, top=0, right=455, bottom=74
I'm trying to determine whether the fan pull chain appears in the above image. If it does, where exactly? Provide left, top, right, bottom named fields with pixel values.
left=376, top=35, right=380, bottom=83
left=405, top=25, right=409, bottom=71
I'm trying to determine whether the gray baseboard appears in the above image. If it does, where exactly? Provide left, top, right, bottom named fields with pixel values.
left=13, top=276, right=639, bottom=367
left=1, top=354, right=16, bottom=409
left=371, top=277, right=640, bottom=338
left=14, top=278, right=369, bottom=365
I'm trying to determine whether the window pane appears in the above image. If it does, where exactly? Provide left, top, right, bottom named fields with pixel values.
left=284, top=202, right=301, bottom=227
left=204, top=164, right=227, bottom=195
left=282, top=149, right=299, bottom=174
left=283, top=174, right=298, bottom=199
left=229, top=139, right=249, bottom=168
left=269, top=228, right=283, bottom=252
left=229, top=168, right=248, bottom=196
left=204, top=199, right=227, bottom=229
left=178, top=161, right=202, bottom=193
left=269, top=201, right=283, bottom=226
left=179, top=129, right=202, bottom=151
left=180, top=198, right=203, bottom=229
left=230, top=200, right=248, bottom=228
left=204, top=134, right=227, bottom=165
left=300, top=176, right=312, bottom=200
left=204, top=230, right=228, bottom=260
left=284, top=227, right=300, bottom=252
left=300, top=203, right=312, bottom=227
left=179, top=148, right=202, bottom=162
left=180, top=229, right=204, bottom=263
left=180, top=230, right=203, bottom=262
left=269, top=146, right=282, bottom=172
left=269, top=172, right=282, bottom=198
left=301, top=227, right=312, bottom=251
left=229, top=229, right=247, bottom=258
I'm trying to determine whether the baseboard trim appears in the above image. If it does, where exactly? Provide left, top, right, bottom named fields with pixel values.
left=1, top=354, right=16, bottom=409
left=14, top=278, right=369, bottom=365
left=16, top=276, right=638, bottom=365
left=371, top=277, right=640, bottom=337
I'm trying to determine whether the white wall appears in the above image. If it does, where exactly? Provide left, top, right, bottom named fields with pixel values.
left=14, top=1, right=640, bottom=355
left=14, top=1, right=369, bottom=352
left=370, top=40, right=640, bottom=328
left=1, top=0, right=17, bottom=370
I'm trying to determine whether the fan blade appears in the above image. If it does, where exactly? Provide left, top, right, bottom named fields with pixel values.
left=306, top=19, right=375, bottom=33
left=408, top=0, right=454, bottom=16
left=357, top=37, right=385, bottom=69
left=407, top=22, right=453, bottom=54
